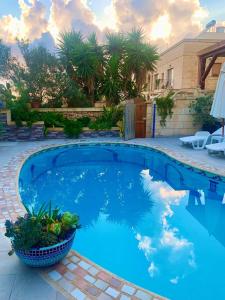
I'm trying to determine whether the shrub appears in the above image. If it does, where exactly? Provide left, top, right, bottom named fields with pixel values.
left=5, top=203, right=80, bottom=255
left=77, top=116, right=91, bottom=127
left=89, top=106, right=123, bottom=130
left=189, top=94, right=220, bottom=132
left=63, top=119, right=83, bottom=138
left=6, top=98, right=40, bottom=127
left=155, top=91, right=174, bottom=127
left=41, top=112, right=65, bottom=128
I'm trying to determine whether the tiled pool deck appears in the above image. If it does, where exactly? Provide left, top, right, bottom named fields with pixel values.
left=1, top=137, right=225, bottom=300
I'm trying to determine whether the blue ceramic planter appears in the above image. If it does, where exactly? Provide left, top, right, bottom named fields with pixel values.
left=15, top=232, right=75, bottom=267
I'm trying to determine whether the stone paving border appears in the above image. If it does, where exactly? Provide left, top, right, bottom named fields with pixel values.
left=1, top=139, right=225, bottom=300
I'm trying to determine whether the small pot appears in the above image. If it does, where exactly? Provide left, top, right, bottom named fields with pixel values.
left=31, top=101, right=41, bottom=109
left=15, top=232, right=75, bottom=267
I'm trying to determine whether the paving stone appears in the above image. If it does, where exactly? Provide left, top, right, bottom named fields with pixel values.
left=120, top=295, right=131, bottom=300
left=61, top=258, right=70, bottom=265
left=78, top=260, right=92, bottom=270
left=110, top=277, right=122, bottom=288
left=84, top=274, right=96, bottom=284
left=88, top=266, right=99, bottom=276
left=64, top=271, right=76, bottom=281
left=94, top=279, right=109, bottom=290
left=48, top=270, right=62, bottom=281
left=121, top=284, right=136, bottom=295
left=86, top=286, right=100, bottom=296
left=70, top=255, right=80, bottom=264
left=67, top=263, right=78, bottom=271
left=98, top=292, right=113, bottom=300
left=135, top=290, right=153, bottom=300
left=105, top=287, right=120, bottom=298
left=71, top=288, right=86, bottom=300
left=58, top=277, right=74, bottom=292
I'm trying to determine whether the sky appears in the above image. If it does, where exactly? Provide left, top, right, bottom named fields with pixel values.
left=0, top=0, right=225, bottom=51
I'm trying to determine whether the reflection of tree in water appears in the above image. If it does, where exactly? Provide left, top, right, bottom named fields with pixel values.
left=23, top=160, right=153, bottom=228
left=102, top=165, right=153, bottom=227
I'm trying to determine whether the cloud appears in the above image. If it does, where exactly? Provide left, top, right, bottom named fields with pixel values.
left=0, top=0, right=210, bottom=50
left=148, top=262, right=158, bottom=278
left=110, top=0, right=208, bottom=47
left=0, top=0, right=48, bottom=43
left=136, top=233, right=156, bottom=257
left=48, top=0, right=101, bottom=42
left=160, top=228, right=191, bottom=250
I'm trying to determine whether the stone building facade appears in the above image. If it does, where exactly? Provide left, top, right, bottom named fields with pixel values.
left=146, top=29, right=225, bottom=96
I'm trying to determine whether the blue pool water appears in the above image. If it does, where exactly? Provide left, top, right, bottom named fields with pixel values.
left=19, top=144, right=225, bottom=300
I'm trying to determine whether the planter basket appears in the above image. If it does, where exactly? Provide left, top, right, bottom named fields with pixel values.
left=15, top=232, right=75, bottom=267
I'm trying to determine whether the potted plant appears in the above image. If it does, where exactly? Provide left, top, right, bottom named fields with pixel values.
left=5, top=203, right=80, bottom=267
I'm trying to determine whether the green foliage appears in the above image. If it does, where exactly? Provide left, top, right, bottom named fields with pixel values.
left=189, top=94, right=218, bottom=131
left=89, top=106, right=123, bottom=130
left=77, top=116, right=91, bottom=127
left=156, top=91, right=174, bottom=127
left=41, top=112, right=65, bottom=128
left=0, top=40, right=10, bottom=76
left=5, top=203, right=80, bottom=254
left=6, top=97, right=40, bottom=127
left=63, top=119, right=83, bottom=138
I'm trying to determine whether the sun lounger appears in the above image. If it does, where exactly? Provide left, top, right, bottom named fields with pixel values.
left=206, top=141, right=225, bottom=154
left=179, top=131, right=210, bottom=150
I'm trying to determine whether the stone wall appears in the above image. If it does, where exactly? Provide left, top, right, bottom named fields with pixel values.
left=0, top=110, right=119, bottom=141
left=33, top=107, right=103, bottom=120
left=146, top=92, right=200, bottom=137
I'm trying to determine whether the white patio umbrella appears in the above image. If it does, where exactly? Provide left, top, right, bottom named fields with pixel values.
left=210, top=62, right=225, bottom=136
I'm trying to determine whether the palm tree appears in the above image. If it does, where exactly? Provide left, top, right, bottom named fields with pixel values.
left=124, top=28, right=159, bottom=95
left=58, top=31, right=104, bottom=102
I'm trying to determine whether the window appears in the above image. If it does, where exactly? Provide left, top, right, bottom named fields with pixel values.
left=211, top=63, right=221, bottom=77
left=167, top=68, right=174, bottom=87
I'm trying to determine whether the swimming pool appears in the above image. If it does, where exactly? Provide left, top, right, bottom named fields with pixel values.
left=19, top=143, right=225, bottom=300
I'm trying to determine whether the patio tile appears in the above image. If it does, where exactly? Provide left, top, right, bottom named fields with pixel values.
left=88, top=266, right=99, bottom=276
left=10, top=272, right=58, bottom=300
left=84, top=274, right=96, bottom=284
left=110, top=277, right=122, bottom=288
left=58, top=277, right=74, bottom=293
left=105, top=287, right=120, bottom=298
left=120, top=295, right=131, bottom=300
left=98, top=292, right=113, bottom=300
left=121, top=284, right=136, bottom=295
left=61, top=258, right=70, bottom=265
left=0, top=274, right=16, bottom=300
left=135, top=290, right=153, bottom=300
left=86, top=286, right=100, bottom=296
left=67, top=262, right=78, bottom=271
left=64, top=271, right=77, bottom=281
left=78, top=260, right=92, bottom=270
left=70, top=255, right=80, bottom=264
left=71, top=288, right=86, bottom=300
left=48, top=270, right=62, bottom=281
left=94, top=279, right=109, bottom=290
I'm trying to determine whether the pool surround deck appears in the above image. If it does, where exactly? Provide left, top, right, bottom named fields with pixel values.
left=1, top=138, right=225, bottom=300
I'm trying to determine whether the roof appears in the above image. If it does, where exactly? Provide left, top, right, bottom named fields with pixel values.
left=198, top=39, right=225, bottom=58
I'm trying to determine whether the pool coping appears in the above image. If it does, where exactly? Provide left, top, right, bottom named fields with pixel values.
left=2, top=139, right=225, bottom=300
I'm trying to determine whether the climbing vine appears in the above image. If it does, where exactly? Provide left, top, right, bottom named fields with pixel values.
left=155, top=91, right=174, bottom=127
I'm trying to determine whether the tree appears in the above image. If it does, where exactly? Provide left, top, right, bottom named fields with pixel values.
left=0, top=40, right=10, bottom=77
left=123, top=28, right=159, bottom=95
left=58, top=31, right=104, bottom=103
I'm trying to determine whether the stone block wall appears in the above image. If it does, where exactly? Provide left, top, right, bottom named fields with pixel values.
left=33, top=108, right=103, bottom=120
left=146, top=93, right=200, bottom=137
